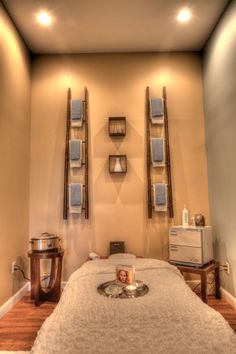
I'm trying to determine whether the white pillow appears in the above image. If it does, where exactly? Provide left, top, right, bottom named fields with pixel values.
left=108, top=253, right=136, bottom=259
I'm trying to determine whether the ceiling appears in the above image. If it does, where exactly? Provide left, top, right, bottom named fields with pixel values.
left=3, top=0, right=229, bottom=54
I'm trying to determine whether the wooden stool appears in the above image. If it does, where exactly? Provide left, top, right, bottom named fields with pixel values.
left=28, top=249, right=64, bottom=306
left=172, top=261, right=220, bottom=303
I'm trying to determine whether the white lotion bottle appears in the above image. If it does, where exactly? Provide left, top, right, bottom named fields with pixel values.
left=182, top=205, right=189, bottom=227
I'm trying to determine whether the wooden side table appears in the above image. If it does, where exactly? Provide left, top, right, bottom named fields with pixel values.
left=171, top=261, right=220, bottom=303
left=28, top=249, right=64, bottom=306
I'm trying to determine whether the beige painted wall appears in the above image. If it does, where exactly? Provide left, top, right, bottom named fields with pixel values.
left=0, top=4, right=31, bottom=306
left=30, top=53, right=209, bottom=279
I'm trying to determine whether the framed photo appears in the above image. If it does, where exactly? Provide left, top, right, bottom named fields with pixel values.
left=116, top=265, right=135, bottom=285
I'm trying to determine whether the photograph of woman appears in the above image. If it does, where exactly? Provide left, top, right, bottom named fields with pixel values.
left=118, top=269, right=128, bottom=283
left=116, top=265, right=134, bottom=285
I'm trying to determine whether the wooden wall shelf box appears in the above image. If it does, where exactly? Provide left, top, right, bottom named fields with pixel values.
left=109, top=117, right=126, bottom=137
left=109, top=155, right=127, bottom=173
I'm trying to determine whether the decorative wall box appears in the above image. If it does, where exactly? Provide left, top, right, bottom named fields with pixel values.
left=109, top=155, right=127, bottom=173
left=108, top=117, right=126, bottom=136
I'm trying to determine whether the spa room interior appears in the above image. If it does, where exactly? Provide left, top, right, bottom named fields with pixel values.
left=1, top=0, right=236, bottom=353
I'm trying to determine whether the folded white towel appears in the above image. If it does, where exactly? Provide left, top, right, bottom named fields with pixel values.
left=150, top=98, right=164, bottom=125
left=153, top=183, right=168, bottom=212
left=69, top=139, right=82, bottom=168
left=69, top=183, right=83, bottom=214
left=151, top=116, right=164, bottom=125
left=70, top=99, right=84, bottom=127
left=150, top=138, right=165, bottom=167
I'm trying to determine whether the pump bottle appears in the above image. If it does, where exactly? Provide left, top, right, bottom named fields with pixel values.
left=182, top=205, right=189, bottom=227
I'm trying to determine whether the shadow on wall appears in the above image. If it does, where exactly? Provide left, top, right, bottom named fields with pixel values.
left=62, top=221, right=95, bottom=278
left=143, top=214, right=170, bottom=259
left=93, top=158, right=143, bottom=204
left=214, top=237, right=235, bottom=296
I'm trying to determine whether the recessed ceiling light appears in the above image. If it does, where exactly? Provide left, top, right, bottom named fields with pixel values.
left=36, top=11, right=52, bottom=26
left=177, top=9, right=192, bottom=23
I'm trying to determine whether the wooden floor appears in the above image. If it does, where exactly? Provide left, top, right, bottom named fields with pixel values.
left=0, top=293, right=236, bottom=351
left=0, top=293, right=57, bottom=351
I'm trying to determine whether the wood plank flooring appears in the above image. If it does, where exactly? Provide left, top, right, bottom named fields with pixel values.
left=0, top=293, right=57, bottom=351
left=0, top=293, right=236, bottom=351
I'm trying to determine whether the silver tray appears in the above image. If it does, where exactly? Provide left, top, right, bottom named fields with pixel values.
left=97, top=280, right=149, bottom=299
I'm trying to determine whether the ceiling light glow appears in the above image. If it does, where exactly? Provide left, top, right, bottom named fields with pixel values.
left=177, top=9, right=191, bottom=23
left=36, top=11, right=52, bottom=26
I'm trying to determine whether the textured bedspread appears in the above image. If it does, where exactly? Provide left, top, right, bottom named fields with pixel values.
left=31, top=258, right=236, bottom=354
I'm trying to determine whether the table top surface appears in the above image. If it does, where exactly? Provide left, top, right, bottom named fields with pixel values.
left=170, top=260, right=219, bottom=272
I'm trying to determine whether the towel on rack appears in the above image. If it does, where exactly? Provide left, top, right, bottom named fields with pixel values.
left=70, top=99, right=83, bottom=127
left=69, top=139, right=82, bottom=168
left=153, top=183, right=168, bottom=212
left=69, top=183, right=83, bottom=214
left=151, top=138, right=165, bottom=167
left=150, top=98, right=164, bottom=125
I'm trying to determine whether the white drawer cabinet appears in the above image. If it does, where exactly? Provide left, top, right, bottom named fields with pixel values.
left=169, top=226, right=213, bottom=266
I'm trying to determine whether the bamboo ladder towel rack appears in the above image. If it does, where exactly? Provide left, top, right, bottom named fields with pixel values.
left=63, top=87, right=89, bottom=220
left=146, top=86, right=173, bottom=219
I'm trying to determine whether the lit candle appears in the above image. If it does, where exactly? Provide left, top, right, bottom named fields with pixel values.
left=126, top=284, right=137, bottom=291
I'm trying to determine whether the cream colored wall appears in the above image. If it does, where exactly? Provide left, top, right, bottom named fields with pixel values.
left=30, top=53, right=209, bottom=279
left=0, top=4, right=31, bottom=306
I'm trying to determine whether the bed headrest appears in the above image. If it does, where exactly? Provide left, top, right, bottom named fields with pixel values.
left=108, top=253, right=136, bottom=259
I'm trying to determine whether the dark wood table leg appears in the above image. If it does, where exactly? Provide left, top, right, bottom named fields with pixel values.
left=34, top=257, right=41, bottom=306
left=215, top=263, right=221, bottom=299
left=201, top=271, right=207, bottom=303
left=28, top=250, right=64, bottom=306
left=30, top=257, right=35, bottom=300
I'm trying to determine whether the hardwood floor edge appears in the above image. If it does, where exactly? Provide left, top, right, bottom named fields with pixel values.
left=0, top=282, right=30, bottom=319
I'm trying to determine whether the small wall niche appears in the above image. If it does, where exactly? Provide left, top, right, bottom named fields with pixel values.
left=108, top=117, right=126, bottom=136
left=109, top=155, right=127, bottom=174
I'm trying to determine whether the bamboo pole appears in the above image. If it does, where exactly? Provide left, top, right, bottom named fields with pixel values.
left=63, top=88, right=71, bottom=220
left=163, top=87, right=174, bottom=218
left=84, top=87, right=89, bottom=219
left=146, top=87, right=152, bottom=219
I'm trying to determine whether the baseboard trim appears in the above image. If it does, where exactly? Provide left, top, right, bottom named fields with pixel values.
left=0, top=282, right=30, bottom=319
left=0, top=280, right=68, bottom=319
left=220, top=287, right=236, bottom=309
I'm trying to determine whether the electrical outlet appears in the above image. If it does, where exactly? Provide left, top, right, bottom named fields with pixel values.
left=226, top=261, right=230, bottom=275
left=11, top=261, right=17, bottom=273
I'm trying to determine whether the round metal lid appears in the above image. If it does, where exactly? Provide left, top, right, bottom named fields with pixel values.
left=30, top=234, right=59, bottom=240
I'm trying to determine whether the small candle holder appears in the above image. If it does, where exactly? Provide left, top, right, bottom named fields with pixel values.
left=126, top=284, right=137, bottom=291
left=136, top=280, right=144, bottom=289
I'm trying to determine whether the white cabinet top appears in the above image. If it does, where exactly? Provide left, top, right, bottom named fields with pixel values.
left=170, top=225, right=211, bottom=230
